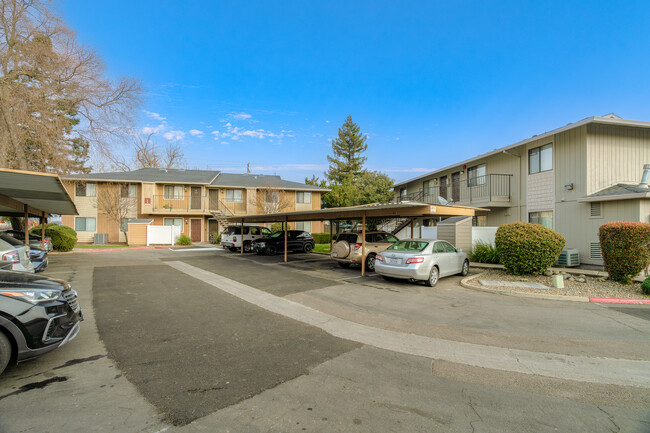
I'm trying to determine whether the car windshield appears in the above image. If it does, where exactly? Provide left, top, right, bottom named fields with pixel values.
left=386, top=240, right=429, bottom=252
left=269, top=232, right=284, bottom=238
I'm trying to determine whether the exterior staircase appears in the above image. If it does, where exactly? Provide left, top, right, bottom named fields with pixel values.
left=210, top=199, right=234, bottom=232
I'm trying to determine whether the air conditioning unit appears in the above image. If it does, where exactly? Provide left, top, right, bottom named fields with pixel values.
left=555, top=248, right=580, bottom=267
left=94, top=233, right=108, bottom=245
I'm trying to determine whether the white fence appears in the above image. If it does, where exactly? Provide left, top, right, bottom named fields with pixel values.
left=471, top=227, right=498, bottom=246
left=397, top=225, right=497, bottom=249
left=147, top=225, right=181, bottom=246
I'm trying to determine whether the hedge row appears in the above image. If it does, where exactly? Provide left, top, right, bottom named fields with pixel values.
left=495, top=222, right=565, bottom=275
left=312, top=233, right=331, bottom=244
left=31, top=223, right=77, bottom=252
left=599, top=222, right=650, bottom=283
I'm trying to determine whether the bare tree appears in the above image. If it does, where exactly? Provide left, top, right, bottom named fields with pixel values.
left=95, top=182, right=136, bottom=243
left=0, top=0, right=142, bottom=173
left=109, top=133, right=185, bottom=171
left=249, top=183, right=293, bottom=215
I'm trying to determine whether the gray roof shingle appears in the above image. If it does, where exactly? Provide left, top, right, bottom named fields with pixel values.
left=210, top=173, right=328, bottom=190
left=587, top=183, right=650, bottom=197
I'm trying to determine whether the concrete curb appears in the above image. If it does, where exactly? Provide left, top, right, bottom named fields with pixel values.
left=460, top=272, right=590, bottom=303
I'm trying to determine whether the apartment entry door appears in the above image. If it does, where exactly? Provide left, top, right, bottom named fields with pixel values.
left=451, top=172, right=460, bottom=202
left=209, top=189, right=219, bottom=210
left=191, top=187, right=202, bottom=210
left=190, top=218, right=202, bottom=242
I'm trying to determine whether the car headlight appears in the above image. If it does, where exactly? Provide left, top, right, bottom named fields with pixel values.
left=0, top=289, right=61, bottom=304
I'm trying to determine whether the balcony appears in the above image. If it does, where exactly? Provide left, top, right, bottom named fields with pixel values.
left=398, top=174, right=512, bottom=208
left=151, top=195, right=247, bottom=214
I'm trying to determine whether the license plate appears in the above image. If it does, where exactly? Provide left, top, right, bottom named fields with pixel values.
left=386, top=258, right=401, bottom=265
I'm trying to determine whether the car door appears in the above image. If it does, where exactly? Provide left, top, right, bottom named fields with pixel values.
left=439, top=241, right=461, bottom=276
left=443, top=241, right=463, bottom=273
left=288, top=231, right=302, bottom=251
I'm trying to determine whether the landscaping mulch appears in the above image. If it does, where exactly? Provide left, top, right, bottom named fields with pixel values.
left=467, top=269, right=650, bottom=299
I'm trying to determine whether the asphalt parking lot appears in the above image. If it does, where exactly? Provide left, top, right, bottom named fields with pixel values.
left=1, top=247, right=649, bottom=432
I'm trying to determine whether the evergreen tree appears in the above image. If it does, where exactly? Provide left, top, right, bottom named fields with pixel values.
left=325, top=115, right=368, bottom=184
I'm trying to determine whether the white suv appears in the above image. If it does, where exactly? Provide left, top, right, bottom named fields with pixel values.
left=221, top=225, right=272, bottom=253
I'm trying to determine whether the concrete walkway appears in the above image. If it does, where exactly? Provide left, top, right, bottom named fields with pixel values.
left=166, top=260, right=650, bottom=388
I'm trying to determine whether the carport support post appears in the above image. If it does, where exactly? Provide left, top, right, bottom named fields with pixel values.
left=24, top=205, right=29, bottom=245
left=329, top=220, right=333, bottom=249
left=361, top=212, right=366, bottom=276
left=240, top=218, right=244, bottom=254
left=411, top=218, right=414, bottom=238
left=284, top=216, right=288, bottom=263
left=41, top=212, right=46, bottom=249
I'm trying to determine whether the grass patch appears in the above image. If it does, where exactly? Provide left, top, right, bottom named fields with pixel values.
left=313, top=244, right=331, bottom=253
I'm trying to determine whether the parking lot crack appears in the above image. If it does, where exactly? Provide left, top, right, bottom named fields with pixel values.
left=597, top=406, right=621, bottom=433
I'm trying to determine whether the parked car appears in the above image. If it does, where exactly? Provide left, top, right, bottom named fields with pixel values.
left=252, top=230, right=315, bottom=255
left=0, top=270, right=83, bottom=376
left=331, top=231, right=400, bottom=271
left=2, top=229, right=53, bottom=252
left=0, top=235, right=34, bottom=273
left=375, top=239, right=469, bottom=286
left=29, top=247, right=48, bottom=273
left=221, top=225, right=272, bottom=252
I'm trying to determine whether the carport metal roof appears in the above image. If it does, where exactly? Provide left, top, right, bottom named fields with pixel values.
left=225, top=202, right=481, bottom=224
left=226, top=202, right=486, bottom=275
left=0, top=169, right=78, bottom=217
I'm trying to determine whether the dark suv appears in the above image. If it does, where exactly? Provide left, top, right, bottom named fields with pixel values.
left=252, top=230, right=315, bottom=255
left=0, top=270, right=83, bottom=376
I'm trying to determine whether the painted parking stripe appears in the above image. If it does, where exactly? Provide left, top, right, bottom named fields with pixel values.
left=165, top=260, right=650, bottom=388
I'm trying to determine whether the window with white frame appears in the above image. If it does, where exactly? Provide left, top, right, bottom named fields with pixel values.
left=467, top=164, right=486, bottom=187
left=295, top=221, right=312, bottom=232
left=75, top=217, right=96, bottom=231
left=400, top=188, right=407, bottom=199
left=529, top=211, right=553, bottom=229
left=529, top=143, right=553, bottom=174
left=121, top=184, right=137, bottom=198
left=264, top=190, right=279, bottom=203
left=423, top=180, right=435, bottom=197
left=225, top=189, right=243, bottom=202
left=76, top=182, right=96, bottom=197
left=163, top=185, right=183, bottom=199
left=296, top=191, right=311, bottom=204
left=164, top=218, right=184, bottom=232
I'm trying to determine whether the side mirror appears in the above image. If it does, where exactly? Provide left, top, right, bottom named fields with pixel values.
left=457, top=248, right=462, bottom=253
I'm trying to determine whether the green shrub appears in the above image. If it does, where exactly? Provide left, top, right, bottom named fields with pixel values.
left=212, top=233, right=221, bottom=244
left=599, top=222, right=650, bottom=284
left=29, top=224, right=77, bottom=251
left=270, top=222, right=290, bottom=232
left=470, top=241, right=500, bottom=264
left=31, top=223, right=78, bottom=240
left=641, top=276, right=650, bottom=295
left=175, top=234, right=192, bottom=246
left=495, top=222, right=565, bottom=275
left=312, top=232, right=331, bottom=244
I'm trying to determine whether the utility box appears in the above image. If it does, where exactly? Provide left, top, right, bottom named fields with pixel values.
left=94, top=233, right=108, bottom=245
left=436, top=216, right=472, bottom=253
left=556, top=248, right=580, bottom=267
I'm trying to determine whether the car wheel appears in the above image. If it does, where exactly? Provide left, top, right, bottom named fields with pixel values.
left=338, top=262, right=351, bottom=268
left=425, top=265, right=439, bottom=287
left=267, top=244, right=278, bottom=256
left=0, top=331, right=12, bottom=376
left=303, top=243, right=313, bottom=253
left=460, top=260, right=469, bottom=277
left=365, top=253, right=376, bottom=272
left=244, top=243, right=252, bottom=253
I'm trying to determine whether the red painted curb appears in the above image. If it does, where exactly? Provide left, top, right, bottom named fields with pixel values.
left=589, top=297, right=650, bottom=304
left=74, top=246, right=158, bottom=252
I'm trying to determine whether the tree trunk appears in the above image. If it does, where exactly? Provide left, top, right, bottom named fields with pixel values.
left=9, top=217, right=25, bottom=231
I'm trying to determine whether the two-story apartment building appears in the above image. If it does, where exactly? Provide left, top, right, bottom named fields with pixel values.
left=61, top=168, right=328, bottom=244
left=394, top=114, right=650, bottom=265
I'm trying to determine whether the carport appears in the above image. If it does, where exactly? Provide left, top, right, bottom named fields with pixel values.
left=226, top=202, right=483, bottom=275
left=0, top=168, right=78, bottom=247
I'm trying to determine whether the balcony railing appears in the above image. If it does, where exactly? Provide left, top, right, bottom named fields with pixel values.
left=152, top=195, right=247, bottom=213
left=397, top=174, right=511, bottom=206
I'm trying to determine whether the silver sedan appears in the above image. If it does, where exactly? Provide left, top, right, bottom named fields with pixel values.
left=375, top=239, right=469, bottom=286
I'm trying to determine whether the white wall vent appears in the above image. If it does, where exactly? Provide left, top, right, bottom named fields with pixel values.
left=590, top=242, right=602, bottom=260
left=590, top=202, right=602, bottom=217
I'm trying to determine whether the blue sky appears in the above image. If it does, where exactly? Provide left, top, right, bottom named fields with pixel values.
left=61, top=1, right=650, bottom=183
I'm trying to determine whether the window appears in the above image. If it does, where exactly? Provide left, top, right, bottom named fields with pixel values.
left=442, top=242, right=457, bottom=253
left=433, top=242, right=447, bottom=253
left=467, top=164, right=486, bottom=187
left=400, top=188, right=407, bottom=199
left=75, top=217, right=96, bottom=232
left=121, top=218, right=136, bottom=232
left=164, top=185, right=183, bottom=200
left=423, top=180, right=435, bottom=196
left=251, top=227, right=261, bottom=235
left=164, top=218, right=184, bottom=232
left=472, top=215, right=487, bottom=226
left=262, top=228, right=272, bottom=235
left=296, top=191, right=312, bottom=204
left=529, top=211, right=553, bottom=229
left=295, top=221, right=312, bottom=232
left=121, top=184, right=137, bottom=198
left=76, top=182, right=96, bottom=197
left=225, top=189, right=243, bottom=203
left=529, top=143, right=552, bottom=174
left=386, top=241, right=429, bottom=252
left=264, top=190, right=279, bottom=203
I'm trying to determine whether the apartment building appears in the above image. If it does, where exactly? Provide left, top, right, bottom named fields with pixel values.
left=394, top=114, right=650, bottom=265
left=61, top=168, right=328, bottom=244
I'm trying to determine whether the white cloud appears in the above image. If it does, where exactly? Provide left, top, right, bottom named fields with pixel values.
left=141, top=124, right=165, bottom=134
left=143, top=110, right=166, bottom=122
left=395, top=137, right=400, bottom=141
left=189, top=129, right=204, bottom=137
left=163, top=130, right=185, bottom=141
left=231, top=113, right=252, bottom=120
